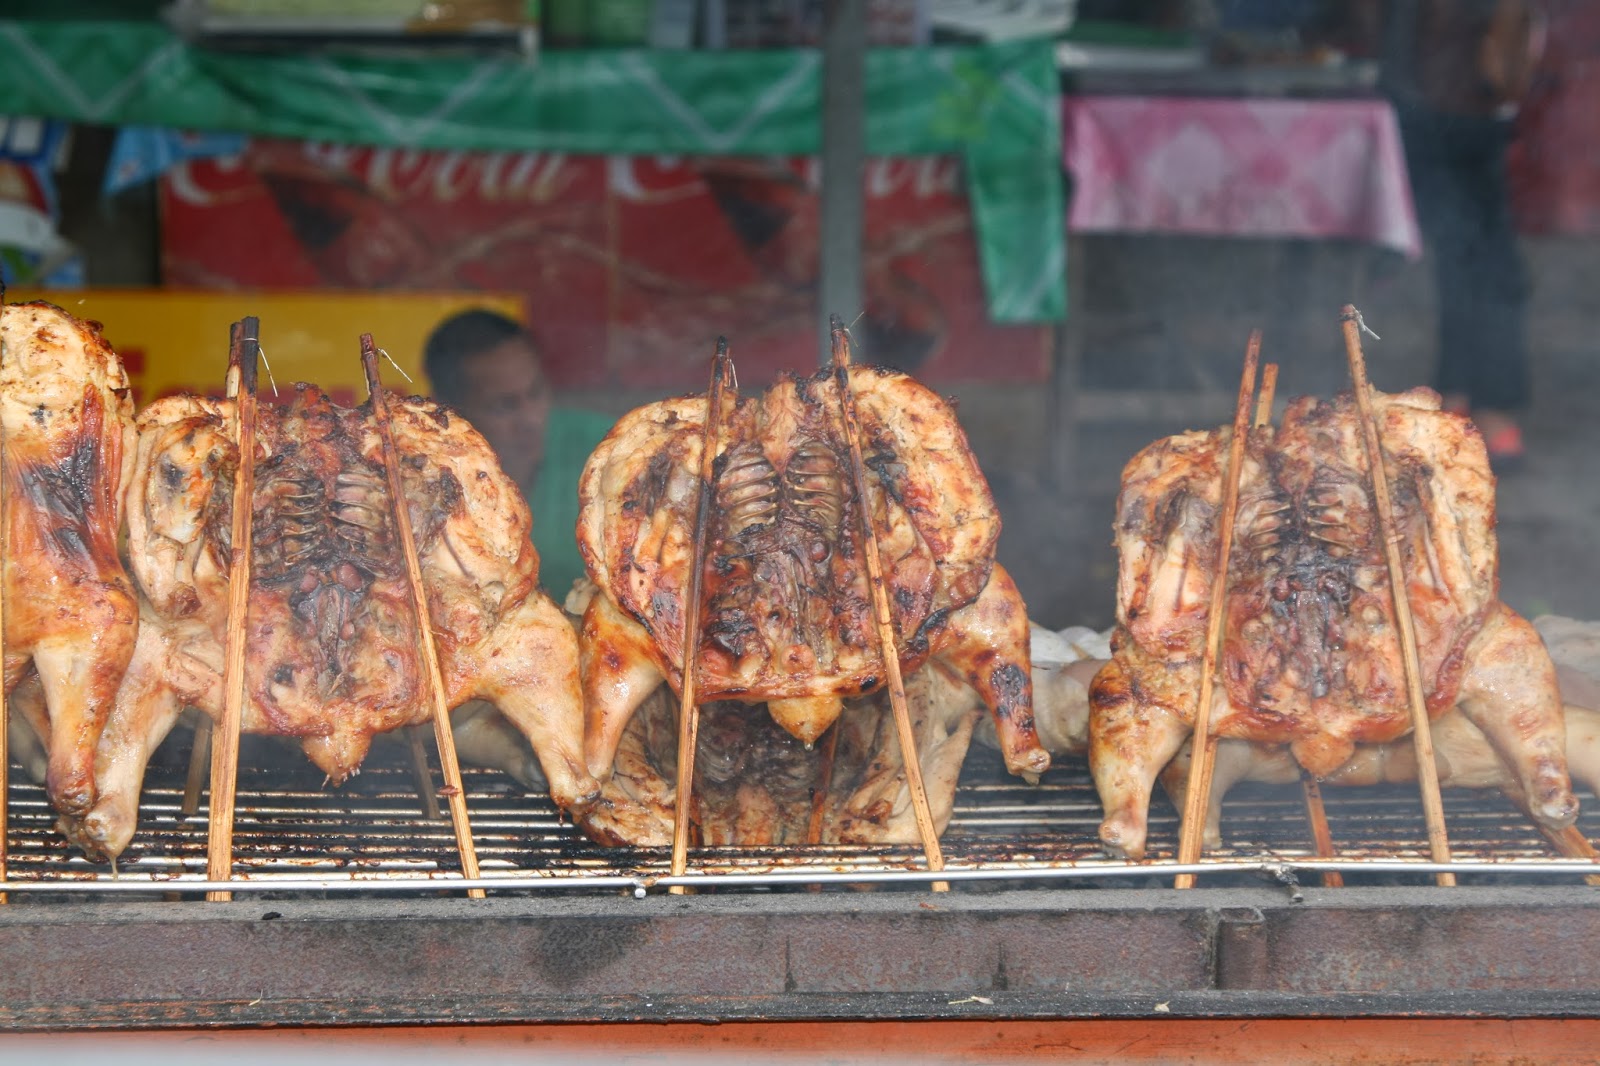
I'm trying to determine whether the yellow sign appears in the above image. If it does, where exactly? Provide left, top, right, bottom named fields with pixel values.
left=9, top=288, right=527, bottom=408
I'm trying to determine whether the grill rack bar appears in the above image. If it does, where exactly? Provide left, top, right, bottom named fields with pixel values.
left=5, top=736, right=1597, bottom=898
left=2, top=856, right=1600, bottom=898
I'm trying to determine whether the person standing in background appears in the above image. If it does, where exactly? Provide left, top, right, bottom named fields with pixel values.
left=423, top=309, right=615, bottom=601
left=1382, top=0, right=1542, bottom=470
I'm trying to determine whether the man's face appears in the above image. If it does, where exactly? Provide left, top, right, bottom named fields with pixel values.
left=451, top=337, right=551, bottom=489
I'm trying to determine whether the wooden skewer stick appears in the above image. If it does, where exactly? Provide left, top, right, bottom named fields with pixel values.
left=1252, top=363, right=1278, bottom=430
left=360, top=337, right=484, bottom=898
left=1258, top=361, right=1344, bottom=887
left=188, top=345, right=259, bottom=824
left=806, top=722, right=842, bottom=848
left=1340, top=305, right=1455, bottom=888
left=406, top=724, right=442, bottom=821
left=1174, top=331, right=1260, bottom=890
left=181, top=716, right=212, bottom=818
left=669, top=339, right=735, bottom=895
left=829, top=315, right=948, bottom=891
left=207, top=319, right=261, bottom=902
left=1299, top=775, right=1344, bottom=888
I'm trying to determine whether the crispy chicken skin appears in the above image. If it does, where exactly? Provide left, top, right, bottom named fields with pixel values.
left=63, top=384, right=594, bottom=861
left=0, top=302, right=139, bottom=817
left=1091, top=387, right=1575, bottom=859
left=576, top=363, right=1048, bottom=799
left=574, top=573, right=1031, bottom=847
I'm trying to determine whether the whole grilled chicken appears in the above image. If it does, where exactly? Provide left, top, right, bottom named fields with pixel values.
left=0, top=302, right=139, bottom=818
left=576, top=362, right=1049, bottom=818
left=1091, top=387, right=1575, bottom=860
left=63, top=384, right=595, bottom=860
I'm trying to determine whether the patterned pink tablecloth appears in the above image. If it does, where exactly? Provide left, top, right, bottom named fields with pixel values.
left=1063, top=96, right=1422, bottom=258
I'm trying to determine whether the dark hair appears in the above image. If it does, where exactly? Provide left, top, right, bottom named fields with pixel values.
left=423, top=309, right=536, bottom=406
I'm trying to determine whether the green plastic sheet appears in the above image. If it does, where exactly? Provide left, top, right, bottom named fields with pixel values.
left=0, top=20, right=1065, bottom=321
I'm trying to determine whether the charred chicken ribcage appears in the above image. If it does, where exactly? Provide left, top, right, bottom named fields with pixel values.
left=1091, top=387, right=1576, bottom=860
left=63, top=384, right=595, bottom=861
left=0, top=302, right=139, bottom=818
left=575, top=364, right=1048, bottom=846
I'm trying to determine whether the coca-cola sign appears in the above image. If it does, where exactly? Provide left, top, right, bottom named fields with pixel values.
left=161, top=140, right=1049, bottom=389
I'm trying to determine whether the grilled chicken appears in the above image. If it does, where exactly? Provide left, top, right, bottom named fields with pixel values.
left=1161, top=703, right=1600, bottom=852
left=1158, top=615, right=1600, bottom=849
left=577, top=363, right=1048, bottom=800
left=1091, top=387, right=1575, bottom=859
left=63, top=384, right=595, bottom=860
left=0, top=302, right=140, bottom=817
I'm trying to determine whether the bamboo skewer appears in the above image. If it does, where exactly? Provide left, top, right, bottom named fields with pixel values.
left=669, top=339, right=735, bottom=895
left=207, top=319, right=261, bottom=902
left=1256, top=361, right=1343, bottom=887
left=181, top=717, right=212, bottom=818
left=186, top=341, right=260, bottom=825
left=806, top=723, right=841, bottom=848
left=828, top=315, right=947, bottom=891
left=1174, top=331, right=1260, bottom=890
left=406, top=724, right=442, bottom=821
left=1340, top=305, right=1455, bottom=888
left=360, top=337, right=484, bottom=898
left=1253, top=361, right=1342, bottom=882
left=1252, top=363, right=1279, bottom=430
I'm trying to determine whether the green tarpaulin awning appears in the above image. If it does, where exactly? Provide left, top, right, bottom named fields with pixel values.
left=0, top=19, right=1065, bottom=322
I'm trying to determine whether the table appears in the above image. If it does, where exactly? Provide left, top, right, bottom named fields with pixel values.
left=1062, top=95, right=1421, bottom=257
left=1050, top=94, right=1423, bottom=489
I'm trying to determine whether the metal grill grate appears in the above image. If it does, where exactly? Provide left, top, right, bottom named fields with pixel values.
left=5, top=739, right=1597, bottom=893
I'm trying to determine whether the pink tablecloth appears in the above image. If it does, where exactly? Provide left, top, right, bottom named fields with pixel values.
left=1063, top=96, right=1423, bottom=258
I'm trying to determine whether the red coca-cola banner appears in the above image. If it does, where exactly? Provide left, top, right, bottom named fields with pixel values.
left=160, top=142, right=1050, bottom=390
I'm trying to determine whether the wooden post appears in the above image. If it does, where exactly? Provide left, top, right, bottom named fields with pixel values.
left=361, top=337, right=484, bottom=898
left=1174, top=332, right=1260, bottom=890
left=669, top=339, right=735, bottom=894
left=818, top=0, right=865, bottom=365
left=1339, top=305, right=1455, bottom=887
left=829, top=316, right=947, bottom=890
left=207, top=319, right=260, bottom=902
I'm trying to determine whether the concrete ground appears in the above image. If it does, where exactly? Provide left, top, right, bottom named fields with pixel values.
left=987, top=233, right=1600, bottom=632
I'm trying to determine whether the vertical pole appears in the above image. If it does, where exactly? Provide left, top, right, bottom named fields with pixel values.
left=669, top=340, right=735, bottom=894
left=1173, top=332, right=1260, bottom=889
left=361, top=338, right=484, bottom=898
left=818, top=0, right=866, bottom=366
left=208, top=318, right=260, bottom=903
left=1340, top=306, right=1455, bottom=888
left=1049, top=234, right=1086, bottom=495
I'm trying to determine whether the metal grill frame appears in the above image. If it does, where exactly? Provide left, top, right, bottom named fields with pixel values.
left=3, top=744, right=1600, bottom=1027
left=4, top=738, right=1599, bottom=895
